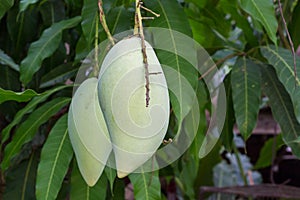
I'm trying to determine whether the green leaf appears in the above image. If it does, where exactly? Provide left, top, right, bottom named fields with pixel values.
left=70, top=161, right=107, bottom=200
left=231, top=57, right=261, bottom=140
left=219, top=0, right=258, bottom=47
left=183, top=81, right=207, bottom=160
left=3, top=152, right=39, bottom=200
left=1, top=85, right=71, bottom=144
left=261, top=65, right=300, bottom=158
left=159, top=52, right=198, bottom=121
left=39, top=0, right=66, bottom=26
left=19, top=16, right=81, bottom=85
left=187, top=18, right=223, bottom=50
left=75, top=36, right=89, bottom=61
left=179, top=156, right=198, bottom=199
left=144, top=2, right=201, bottom=174
left=185, top=0, right=208, bottom=8
left=145, top=0, right=198, bottom=117
left=81, top=0, right=98, bottom=48
left=0, top=66, right=20, bottom=91
left=146, top=0, right=192, bottom=35
left=36, top=115, right=73, bottom=200
left=185, top=1, right=233, bottom=50
left=195, top=141, right=222, bottom=188
left=0, top=0, right=14, bottom=20
left=0, top=66, right=21, bottom=118
left=0, top=88, right=39, bottom=104
left=40, top=63, right=78, bottom=88
left=239, top=0, right=278, bottom=45
left=254, top=134, right=284, bottom=169
left=146, top=0, right=197, bottom=122
left=178, top=82, right=206, bottom=199
left=220, top=74, right=235, bottom=150
left=19, top=0, right=38, bottom=13
left=111, top=178, right=125, bottom=199
left=106, top=5, right=131, bottom=35
left=261, top=45, right=300, bottom=123
left=129, top=168, right=161, bottom=200
left=1, top=97, right=71, bottom=171
left=104, top=166, right=116, bottom=194
left=0, top=49, right=19, bottom=71
left=7, top=5, right=39, bottom=54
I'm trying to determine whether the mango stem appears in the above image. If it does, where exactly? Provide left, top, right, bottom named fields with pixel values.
left=98, top=0, right=115, bottom=46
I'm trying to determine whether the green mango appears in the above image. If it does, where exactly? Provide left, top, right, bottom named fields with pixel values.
left=68, top=78, right=112, bottom=186
left=98, top=37, right=170, bottom=178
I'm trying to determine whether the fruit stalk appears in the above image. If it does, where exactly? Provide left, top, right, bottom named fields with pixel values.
left=98, top=0, right=115, bottom=46
left=135, top=0, right=151, bottom=107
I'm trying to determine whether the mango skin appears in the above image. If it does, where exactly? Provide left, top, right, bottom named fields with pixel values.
left=98, top=37, right=170, bottom=178
left=68, top=78, right=112, bottom=186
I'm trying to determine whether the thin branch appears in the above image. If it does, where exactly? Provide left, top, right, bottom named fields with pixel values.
left=278, top=0, right=297, bottom=86
left=98, top=0, right=115, bottom=46
left=278, top=23, right=290, bottom=49
left=134, top=1, right=160, bottom=106
left=136, top=0, right=150, bottom=107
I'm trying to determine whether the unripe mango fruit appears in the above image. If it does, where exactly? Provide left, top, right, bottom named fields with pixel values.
left=98, top=36, right=170, bottom=178
left=68, top=78, right=112, bottom=186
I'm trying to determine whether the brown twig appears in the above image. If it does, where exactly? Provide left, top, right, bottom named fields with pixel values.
left=134, top=0, right=160, bottom=107
left=136, top=0, right=150, bottom=107
left=278, top=0, right=297, bottom=86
